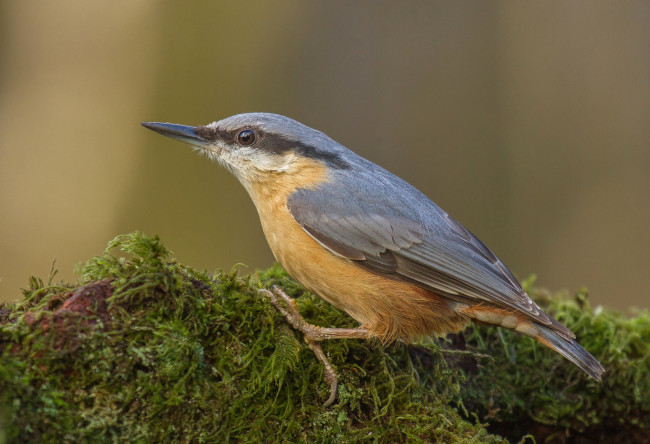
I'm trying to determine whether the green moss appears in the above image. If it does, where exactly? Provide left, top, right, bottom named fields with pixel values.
left=461, top=283, right=650, bottom=442
left=0, top=232, right=648, bottom=443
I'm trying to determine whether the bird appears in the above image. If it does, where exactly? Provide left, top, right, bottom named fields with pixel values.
left=142, top=113, right=605, bottom=406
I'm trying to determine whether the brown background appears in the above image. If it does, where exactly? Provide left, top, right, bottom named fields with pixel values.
left=1, top=2, right=648, bottom=310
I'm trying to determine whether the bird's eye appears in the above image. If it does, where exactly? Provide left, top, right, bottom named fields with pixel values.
left=237, top=130, right=256, bottom=146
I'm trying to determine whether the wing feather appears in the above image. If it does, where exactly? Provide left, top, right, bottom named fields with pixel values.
left=287, top=163, right=573, bottom=337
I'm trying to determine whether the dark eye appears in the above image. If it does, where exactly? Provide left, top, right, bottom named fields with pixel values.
left=237, top=130, right=256, bottom=146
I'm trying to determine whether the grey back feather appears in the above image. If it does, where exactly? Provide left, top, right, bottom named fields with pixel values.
left=284, top=128, right=571, bottom=336
left=217, top=113, right=570, bottom=336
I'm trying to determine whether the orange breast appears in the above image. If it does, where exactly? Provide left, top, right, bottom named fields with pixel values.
left=245, top=159, right=468, bottom=342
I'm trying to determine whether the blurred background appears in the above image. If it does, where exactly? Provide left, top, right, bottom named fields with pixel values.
left=0, top=2, right=648, bottom=310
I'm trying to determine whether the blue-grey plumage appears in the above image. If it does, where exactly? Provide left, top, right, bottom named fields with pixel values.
left=142, top=113, right=605, bottom=384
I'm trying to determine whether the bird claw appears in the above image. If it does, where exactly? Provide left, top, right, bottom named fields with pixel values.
left=259, top=286, right=340, bottom=407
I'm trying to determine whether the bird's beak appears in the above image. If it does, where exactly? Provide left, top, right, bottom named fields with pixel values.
left=141, top=122, right=210, bottom=147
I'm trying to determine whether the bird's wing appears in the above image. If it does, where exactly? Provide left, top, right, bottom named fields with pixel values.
left=287, top=166, right=572, bottom=337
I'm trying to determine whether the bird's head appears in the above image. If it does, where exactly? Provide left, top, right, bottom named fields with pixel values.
left=142, top=113, right=350, bottom=191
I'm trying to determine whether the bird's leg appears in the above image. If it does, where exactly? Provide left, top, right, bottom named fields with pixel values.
left=259, top=285, right=369, bottom=407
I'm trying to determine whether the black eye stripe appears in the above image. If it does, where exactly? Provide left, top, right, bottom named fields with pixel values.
left=194, top=126, right=349, bottom=169
left=237, top=130, right=256, bottom=146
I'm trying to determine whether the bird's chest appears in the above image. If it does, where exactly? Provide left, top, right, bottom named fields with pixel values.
left=253, top=192, right=329, bottom=283
left=247, top=183, right=361, bottom=308
left=247, top=182, right=457, bottom=341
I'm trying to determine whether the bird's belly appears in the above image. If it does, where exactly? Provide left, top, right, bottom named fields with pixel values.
left=255, top=198, right=468, bottom=342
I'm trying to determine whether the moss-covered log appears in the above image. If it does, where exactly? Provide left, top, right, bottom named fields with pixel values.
left=0, top=233, right=648, bottom=443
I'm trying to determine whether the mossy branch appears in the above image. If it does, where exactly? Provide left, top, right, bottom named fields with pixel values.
left=0, top=233, right=648, bottom=443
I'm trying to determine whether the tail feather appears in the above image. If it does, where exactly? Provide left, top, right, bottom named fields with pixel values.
left=535, top=324, right=605, bottom=381
left=462, top=304, right=605, bottom=380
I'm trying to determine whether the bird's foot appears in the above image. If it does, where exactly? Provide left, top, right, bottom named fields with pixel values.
left=259, top=285, right=368, bottom=407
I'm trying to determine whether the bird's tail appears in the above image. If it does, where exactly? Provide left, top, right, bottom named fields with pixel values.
left=533, top=323, right=605, bottom=381
left=462, top=305, right=605, bottom=380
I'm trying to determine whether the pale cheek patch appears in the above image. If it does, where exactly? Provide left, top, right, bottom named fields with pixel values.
left=214, top=146, right=298, bottom=176
left=194, top=146, right=239, bottom=176
left=246, top=149, right=296, bottom=173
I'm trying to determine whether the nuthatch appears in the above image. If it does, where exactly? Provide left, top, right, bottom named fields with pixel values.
left=142, top=113, right=604, bottom=406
